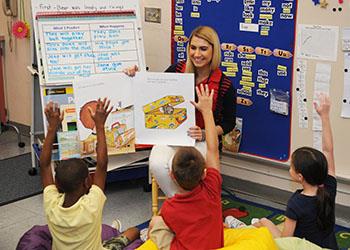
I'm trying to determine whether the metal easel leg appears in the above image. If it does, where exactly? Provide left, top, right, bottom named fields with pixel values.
left=0, top=110, right=24, bottom=147
left=1, top=122, right=25, bottom=148
left=28, top=128, right=37, bottom=176
left=28, top=64, right=38, bottom=176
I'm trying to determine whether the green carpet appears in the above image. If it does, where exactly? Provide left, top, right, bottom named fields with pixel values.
left=222, top=193, right=350, bottom=249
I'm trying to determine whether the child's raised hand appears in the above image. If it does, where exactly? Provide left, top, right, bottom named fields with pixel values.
left=44, top=102, right=63, bottom=130
left=191, top=84, right=214, bottom=114
left=314, top=92, right=330, bottom=118
left=88, top=98, right=113, bottom=128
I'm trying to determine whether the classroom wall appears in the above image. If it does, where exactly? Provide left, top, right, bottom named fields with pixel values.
left=140, top=0, right=172, bottom=72
left=0, top=2, right=32, bottom=126
left=291, top=1, right=350, bottom=179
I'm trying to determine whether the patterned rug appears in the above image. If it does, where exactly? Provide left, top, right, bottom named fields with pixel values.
left=222, top=191, right=350, bottom=250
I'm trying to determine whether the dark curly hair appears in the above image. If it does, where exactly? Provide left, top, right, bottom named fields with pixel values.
left=55, top=158, right=89, bottom=193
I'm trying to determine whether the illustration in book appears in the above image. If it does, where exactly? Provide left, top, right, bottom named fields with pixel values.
left=133, top=72, right=195, bottom=146
left=78, top=101, right=135, bottom=156
left=73, top=73, right=135, bottom=156
left=143, top=95, right=187, bottom=129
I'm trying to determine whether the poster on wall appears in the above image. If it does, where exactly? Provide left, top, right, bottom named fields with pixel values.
left=133, top=72, right=196, bottom=146
left=73, top=73, right=135, bottom=156
left=297, top=24, right=339, bottom=62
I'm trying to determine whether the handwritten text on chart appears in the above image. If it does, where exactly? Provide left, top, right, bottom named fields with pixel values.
left=39, top=20, right=140, bottom=80
left=36, top=4, right=126, bottom=12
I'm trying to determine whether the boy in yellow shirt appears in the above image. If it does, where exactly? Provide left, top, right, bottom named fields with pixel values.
left=41, top=98, right=138, bottom=250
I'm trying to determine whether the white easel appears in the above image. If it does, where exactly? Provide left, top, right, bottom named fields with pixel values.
left=29, top=0, right=151, bottom=174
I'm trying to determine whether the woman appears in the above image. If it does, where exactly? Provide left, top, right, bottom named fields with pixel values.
left=126, top=26, right=236, bottom=197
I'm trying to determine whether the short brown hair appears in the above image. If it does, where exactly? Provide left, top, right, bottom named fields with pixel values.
left=185, top=26, right=221, bottom=74
left=172, top=147, right=206, bottom=190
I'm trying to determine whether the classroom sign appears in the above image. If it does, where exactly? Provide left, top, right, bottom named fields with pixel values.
left=172, top=0, right=298, bottom=161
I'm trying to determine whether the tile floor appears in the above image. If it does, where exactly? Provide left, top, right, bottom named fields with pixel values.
left=0, top=180, right=152, bottom=249
left=0, top=128, right=152, bottom=249
left=0, top=130, right=31, bottom=160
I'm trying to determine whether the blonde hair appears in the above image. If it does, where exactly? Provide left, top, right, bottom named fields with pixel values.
left=185, top=26, right=221, bottom=74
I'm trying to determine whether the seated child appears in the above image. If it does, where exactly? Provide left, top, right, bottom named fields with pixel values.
left=40, top=99, right=139, bottom=250
left=148, top=84, right=224, bottom=249
left=254, top=93, right=338, bottom=249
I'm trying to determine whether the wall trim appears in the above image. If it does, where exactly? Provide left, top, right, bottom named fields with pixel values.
left=220, top=153, right=350, bottom=208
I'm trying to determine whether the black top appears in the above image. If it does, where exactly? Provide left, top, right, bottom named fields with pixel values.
left=285, top=175, right=338, bottom=249
left=165, top=61, right=236, bottom=135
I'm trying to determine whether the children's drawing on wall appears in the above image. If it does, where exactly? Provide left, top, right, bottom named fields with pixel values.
left=143, top=95, right=187, bottom=129
left=73, top=73, right=135, bottom=156
left=297, top=24, right=339, bottom=62
left=133, top=72, right=195, bottom=146
left=223, top=117, right=243, bottom=153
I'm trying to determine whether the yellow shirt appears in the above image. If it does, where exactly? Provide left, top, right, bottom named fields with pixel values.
left=43, top=185, right=107, bottom=250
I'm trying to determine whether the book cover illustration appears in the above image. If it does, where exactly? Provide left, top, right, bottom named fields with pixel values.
left=42, top=86, right=81, bottom=160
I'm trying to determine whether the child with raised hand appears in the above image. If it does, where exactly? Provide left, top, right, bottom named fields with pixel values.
left=40, top=99, right=139, bottom=250
left=146, top=84, right=224, bottom=250
left=254, top=93, right=338, bottom=249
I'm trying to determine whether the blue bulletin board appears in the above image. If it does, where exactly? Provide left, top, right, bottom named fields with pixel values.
left=171, top=0, right=298, bottom=161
